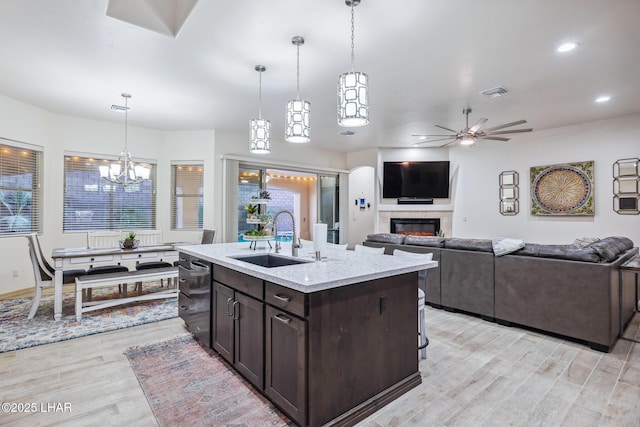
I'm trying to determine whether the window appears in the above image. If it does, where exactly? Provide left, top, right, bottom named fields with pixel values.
left=171, top=162, right=203, bottom=229
left=63, top=153, right=156, bottom=231
left=0, top=139, right=42, bottom=235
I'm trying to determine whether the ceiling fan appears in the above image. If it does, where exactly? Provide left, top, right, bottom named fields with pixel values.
left=412, top=108, right=532, bottom=147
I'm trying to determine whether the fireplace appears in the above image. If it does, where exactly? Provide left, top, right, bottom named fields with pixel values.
left=390, top=218, right=441, bottom=236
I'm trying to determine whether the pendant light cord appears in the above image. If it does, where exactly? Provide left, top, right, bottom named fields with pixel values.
left=296, top=43, right=301, bottom=100
left=258, top=70, right=263, bottom=119
left=350, top=4, right=355, bottom=71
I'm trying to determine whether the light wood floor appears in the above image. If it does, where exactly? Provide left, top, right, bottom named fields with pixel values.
left=1, top=306, right=639, bottom=427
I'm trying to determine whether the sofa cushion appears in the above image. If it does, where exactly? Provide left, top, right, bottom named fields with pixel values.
left=443, top=238, right=494, bottom=253
left=588, top=236, right=634, bottom=262
left=514, top=244, right=600, bottom=262
left=364, top=233, right=405, bottom=245
left=404, top=235, right=445, bottom=247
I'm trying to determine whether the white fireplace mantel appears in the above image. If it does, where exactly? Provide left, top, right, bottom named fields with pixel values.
left=377, top=205, right=454, bottom=237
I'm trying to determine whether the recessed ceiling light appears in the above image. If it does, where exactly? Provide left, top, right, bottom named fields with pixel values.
left=557, top=42, right=578, bottom=53
left=595, top=95, right=611, bottom=103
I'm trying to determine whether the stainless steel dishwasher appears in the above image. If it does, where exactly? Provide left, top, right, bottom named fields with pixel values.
left=178, top=253, right=211, bottom=348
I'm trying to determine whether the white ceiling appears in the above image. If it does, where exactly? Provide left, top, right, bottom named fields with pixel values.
left=0, top=0, right=638, bottom=153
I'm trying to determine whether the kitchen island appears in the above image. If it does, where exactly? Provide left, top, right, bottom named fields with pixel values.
left=176, top=242, right=437, bottom=427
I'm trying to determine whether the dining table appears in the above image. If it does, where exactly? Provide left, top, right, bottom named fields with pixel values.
left=50, top=243, right=183, bottom=321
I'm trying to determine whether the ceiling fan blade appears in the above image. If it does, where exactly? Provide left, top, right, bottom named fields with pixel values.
left=477, top=136, right=510, bottom=142
left=440, top=140, right=460, bottom=148
left=469, top=118, right=488, bottom=133
left=411, top=134, right=457, bottom=138
left=435, top=124, right=459, bottom=133
left=483, top=119, right=527, bottom=132
left=413, top=137, right=457, bottom=145
left=484, top=128, right=533, bottom=135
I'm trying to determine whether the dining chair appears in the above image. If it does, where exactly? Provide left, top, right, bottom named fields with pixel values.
left=201, top=229, right=216, bottom=244
left=86, top=231, right=129, bottom=296
left=25, top=233, right=86, bottom=319
left=134, top=230, right=172, bottom=287
left=354, top=244, right=386, bottom=254
left=393, top=249, right=433, bottom=359
left=87, top=231, right=121, bottom=249
left=126, top=229, right=163, bottom=246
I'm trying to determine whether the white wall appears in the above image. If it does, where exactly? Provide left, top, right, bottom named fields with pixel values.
left=347, top=166, right=375, bottom=247
left=451, top=113, right=640, bottom=244
left=344, top=113, right=640, bottom=246
left=212, top=130, right=347, bottom=242
left=0, top=95, right=215, bottom=293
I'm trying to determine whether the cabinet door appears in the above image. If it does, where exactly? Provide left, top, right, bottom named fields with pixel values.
left=265, top=305, right=307, bottom=425
left=234, top=292, right=264, bottom=390
left=212, top=282, right=234, bottom=362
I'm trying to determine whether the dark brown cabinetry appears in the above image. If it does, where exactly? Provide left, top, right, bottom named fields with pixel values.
left=205, top=259, right=420, bottom=427
left=265, top=304, right=307, bottom=424
left=211, top=267, right=265, bottom=390
left=177, top=253, right=211, bottom=348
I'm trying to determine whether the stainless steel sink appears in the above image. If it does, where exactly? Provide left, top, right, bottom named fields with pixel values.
left=230, top=254, right=312, bottom=268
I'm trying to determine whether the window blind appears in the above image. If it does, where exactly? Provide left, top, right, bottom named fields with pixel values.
left=171, top=162, right=203, bottom=230
left=0, top=139, right=42, bottom=235
left=63, top=153, right=156, bottom=231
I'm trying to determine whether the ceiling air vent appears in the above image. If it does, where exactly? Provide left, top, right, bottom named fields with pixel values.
left=339, top=130, right=355, bottom=136
left=479, top=86, right=509, bottom=98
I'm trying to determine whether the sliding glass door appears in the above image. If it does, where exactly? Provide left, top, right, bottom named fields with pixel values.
left=236, top=165, right=339, bottom=243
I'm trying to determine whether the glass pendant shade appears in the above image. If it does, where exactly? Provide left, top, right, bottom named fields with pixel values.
left=338, top=0, right=369, bottom=128
left=337, top=71, right=369, bottom=127
left=250, top=65, right=270, bottom=154
left=250, top=117, right=271, bottom=154
left=285, top=99, right=311, bottom=143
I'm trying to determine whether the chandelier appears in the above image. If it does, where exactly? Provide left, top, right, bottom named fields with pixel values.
left=99, top=93, right=150, bottom=185
left=250, top=65, right=271, bottom=154
left=285, top=36, right=311, bottom=143
left=337, top=0, right=369, bottom=127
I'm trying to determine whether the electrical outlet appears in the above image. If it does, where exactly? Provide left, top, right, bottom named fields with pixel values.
left=12, top=269, right=19, bottom=277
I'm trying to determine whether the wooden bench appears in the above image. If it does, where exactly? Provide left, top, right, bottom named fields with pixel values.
left=74, top=267, right=179, bottom=321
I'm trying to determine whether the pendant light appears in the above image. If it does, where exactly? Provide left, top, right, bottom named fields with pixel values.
left=285, top=36, right=311, bottom=143
left=99, top=93, right=150, bottom=186
left=337, top=0, right=369, bottom=127
left=250, top=65, right=271, bottom=154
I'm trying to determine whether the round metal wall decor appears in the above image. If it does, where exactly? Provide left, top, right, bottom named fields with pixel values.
left=530, top=161, right=594, bottom=215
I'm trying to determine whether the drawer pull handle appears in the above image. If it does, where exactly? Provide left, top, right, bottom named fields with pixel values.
left=179, top=257, right=187, bottom=262
left=274, top=313, right=291, bottom=323
left=179, top=305, right=187, bottom=310
left=232, top=301, right=239, bottom=320
left=273, top=294, right=291, bottom=303
left=179, top=278, right=187, bottom=283
left=226, top=297, right=234, bottom=316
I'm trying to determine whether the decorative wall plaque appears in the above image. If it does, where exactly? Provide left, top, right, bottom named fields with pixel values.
left=499, top=171, right=519, bottom=215
left=613, top=158, right=640, bottom=215
left=530, top=161, right=594, bottom=216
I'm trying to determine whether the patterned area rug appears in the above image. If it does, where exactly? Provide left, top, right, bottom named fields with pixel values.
left=0, top=284, right=177, bottom=353
left=125, top=334, right=293, bottom=427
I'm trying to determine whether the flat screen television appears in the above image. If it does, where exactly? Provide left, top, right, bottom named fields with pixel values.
left=382, top=161, right=450, bottom=199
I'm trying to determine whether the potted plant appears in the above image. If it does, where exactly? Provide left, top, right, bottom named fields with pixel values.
left=121, top=231, right=139, bottom=249
left=245, top=203, right=258, bottom=219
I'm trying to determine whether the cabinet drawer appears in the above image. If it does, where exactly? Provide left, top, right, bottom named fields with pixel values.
left=69, top=255, right=114, bottom=265
left=178, top=291, right=191, bottom=326
left=121, top=252, right=159, bottom=260
left=177, top=252, right=191, bottom=268
left=214, top=265, right=263, bottom=300
left=265, top=282, right=306, bottom=318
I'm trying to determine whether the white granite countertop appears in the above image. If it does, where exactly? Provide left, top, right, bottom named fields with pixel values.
left=176, top=241, right=438, bottom=293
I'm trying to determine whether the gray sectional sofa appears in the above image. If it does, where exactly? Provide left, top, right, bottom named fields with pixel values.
left=363, top=234, right=638, bottom=352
